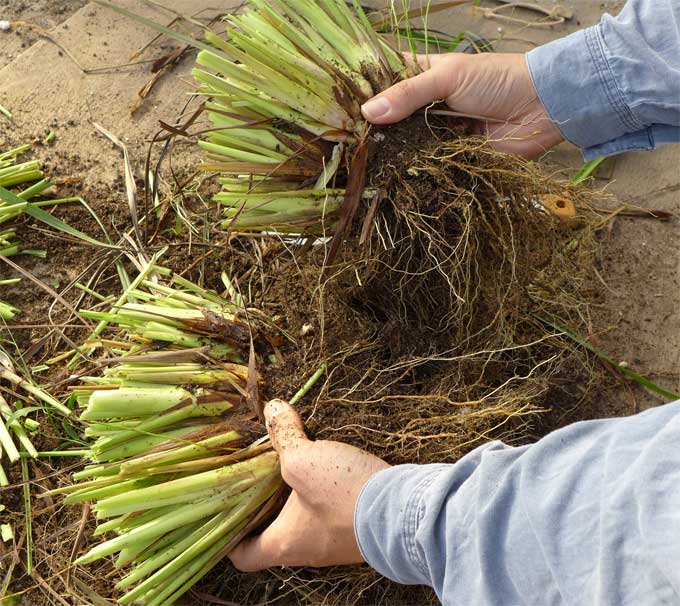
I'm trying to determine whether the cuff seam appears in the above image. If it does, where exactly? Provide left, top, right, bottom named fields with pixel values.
left=403, top=470, right=441, bottom=578
left=585, top=24, right=644, bottom=134
left=354, top=470, right=381, bottom=564
left=525, top=53, right=574, bottom=146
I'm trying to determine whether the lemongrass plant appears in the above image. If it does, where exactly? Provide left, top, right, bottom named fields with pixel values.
left=53, top=269, right=283, bottom=606
left=0, top=144, right=54, bottom=319
left=0, top=346, right=70, bottom=485
left=191, top=0, right=413, bottom=234
left=96, top=0, right=412, bottom=240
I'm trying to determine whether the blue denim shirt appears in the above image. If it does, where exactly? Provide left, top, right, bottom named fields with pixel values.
left=527, top=0, right=680, bottom=160
left=354, top=4, right=680, bottom=601
left=356, top=401, right=680, bottom=606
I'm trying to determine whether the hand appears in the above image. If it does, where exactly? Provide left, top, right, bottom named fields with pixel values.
left=361, top=52, right=564, bottom=159
left=228, top=399, right=390, bottom=571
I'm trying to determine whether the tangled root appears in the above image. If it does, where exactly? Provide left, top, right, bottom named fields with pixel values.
left=194, top=123, right=605, bottom=605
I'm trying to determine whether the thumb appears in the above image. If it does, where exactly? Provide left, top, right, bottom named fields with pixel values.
left=361, top=68, right=447, bottom=124
left=264, top=399, right=308, bottom=460
left=228, top=522, right=283, bottom=572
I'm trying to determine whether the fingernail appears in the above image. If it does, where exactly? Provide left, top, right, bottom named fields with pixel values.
left=361, top=97, right=391, bottom=121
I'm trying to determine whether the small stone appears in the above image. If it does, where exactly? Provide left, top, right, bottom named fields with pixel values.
left=0, top=21, right=11, bottom=32
left=300, top=323, right=314, bottom=337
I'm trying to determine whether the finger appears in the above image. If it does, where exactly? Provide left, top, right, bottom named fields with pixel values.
left=264, top=399, right=308, bottom=458
left=228, top=526, right=282, bottom=572
left=361, top=67, right=447, bottom=124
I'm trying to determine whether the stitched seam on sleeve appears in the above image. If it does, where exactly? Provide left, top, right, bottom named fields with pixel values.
left=403, top=471, right=441, bottom=578
left=646, top=126, right=656, bottom=149
left=354, top=472, right=378, bottom=563
left=585, top=25, right=644, bottom=133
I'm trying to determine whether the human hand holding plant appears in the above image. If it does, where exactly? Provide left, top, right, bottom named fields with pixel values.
left=228, top=399, right=390, bottom=571
left=361, top=52, right=564, bottom=159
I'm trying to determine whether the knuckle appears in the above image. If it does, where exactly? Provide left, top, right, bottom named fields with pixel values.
left=392, top=78, right=416, bottom=99
left=271, top=537, right=291, bottom=565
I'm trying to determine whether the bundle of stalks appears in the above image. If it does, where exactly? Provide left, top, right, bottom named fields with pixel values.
left=98, top=0, right=421, bottom=237
left=54, top=270, right=283, bottom=606
left=0, top=350, right=69, bottom=485
left=0, top=144, right=53, bottom=320
left=186, top=0, right=413, bottom=234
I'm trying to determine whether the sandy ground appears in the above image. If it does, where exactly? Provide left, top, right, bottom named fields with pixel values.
left=0, top=0, right=678, bottom=603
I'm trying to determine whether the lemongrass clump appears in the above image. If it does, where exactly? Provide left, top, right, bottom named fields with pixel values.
left=0, top=353, right=69, bottom=485
left=58, top=270, right=283, bottom=606
left=192, top=0, right=413, bottom=233
left=0, top=144, right=54, bottom=318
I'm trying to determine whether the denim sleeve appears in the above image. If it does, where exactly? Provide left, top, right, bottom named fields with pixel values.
left=526, top=0, right=680, bottom=160
left=355, top=401, right=680, bottom=606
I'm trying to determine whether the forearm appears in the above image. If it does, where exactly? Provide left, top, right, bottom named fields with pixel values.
left=355, top=401, right=680, bottom=606
left=526, top=0, right=680, bottom=160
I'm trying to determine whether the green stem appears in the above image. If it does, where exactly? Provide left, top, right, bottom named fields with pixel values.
left=290, top=363, right=327, bottom=405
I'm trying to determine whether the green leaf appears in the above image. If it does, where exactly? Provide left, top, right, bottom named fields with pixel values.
left=0, top=185, right=112, bottom=249
left=2, top=406, right=42, bottom=426
left=539, top=315, right=680, bottom=401
left=571, top=157, right=607, bottom=184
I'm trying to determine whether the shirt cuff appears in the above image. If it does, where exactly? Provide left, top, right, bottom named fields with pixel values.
left=527, top=24, right=644, bottom=152
left=354, top=464, right=447, bottom=586
left=581, top=124, right=680, bottom=160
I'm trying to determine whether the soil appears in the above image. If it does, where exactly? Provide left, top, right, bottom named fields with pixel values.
left=0, top=1, right=678, bottom=606
left=0, top=0, right=88, bottom=69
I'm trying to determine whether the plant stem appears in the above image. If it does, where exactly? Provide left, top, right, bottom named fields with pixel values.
left=290, top=363, right=327, bottom=404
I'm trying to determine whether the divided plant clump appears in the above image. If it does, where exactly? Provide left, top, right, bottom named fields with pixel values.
left=101, top=0, right=414, bottom=236
left=192, top=0, right=411, bottom=236
left=179, top=0, right=601, bottom=464
left=0, top=144, right=52, bottom=320
left=51, top=268, right=283, bottom=606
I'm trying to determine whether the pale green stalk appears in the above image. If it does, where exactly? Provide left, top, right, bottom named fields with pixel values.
left=0, top=367, right=70, bottom=416
left=66, top=477, right=167, bottom=506
left=74, top=489, right=246, bottom=565
left=119, top=430, right=242, bottom=476
left=121, top=477, right=279, bottom=606
left=116, top=518, right=218, bottom=589
left=92, top=400, right=233, bottom=455
left=96, top=451, right=277, bottom=517
left=80, top=386, right=194, bottom=420
left=0, top=404, right=20, bottom=463
left=71, top=248, right=167, bottom=367
left=92, top=425, right=210, bottom=463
